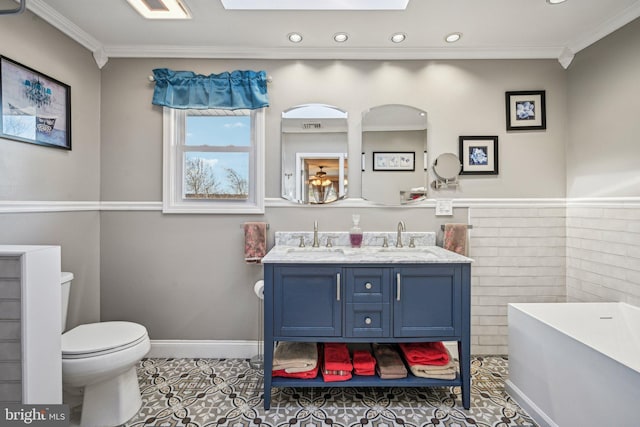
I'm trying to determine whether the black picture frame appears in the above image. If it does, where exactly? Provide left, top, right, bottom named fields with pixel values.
left=0, top=55, right=71, bottom=150
left=372, top=151, right=415, bottom=171
left=459, top=136, right=499, bottom=175
left=505, top=90, right=546, bottom=131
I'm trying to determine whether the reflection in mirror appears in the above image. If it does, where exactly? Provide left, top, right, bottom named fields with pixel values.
left=361, top=105, right=428, bottom=205
left=281, top=104, right=348, bottom=204
left=431, top=153, right=462, bottom=190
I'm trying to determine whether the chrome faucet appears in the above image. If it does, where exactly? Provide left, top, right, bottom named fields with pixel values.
left=312, top=220, right=320, bottom=247
left=396, top=221, right=406, bottom=248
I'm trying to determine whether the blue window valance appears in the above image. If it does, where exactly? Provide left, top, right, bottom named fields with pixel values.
left=151, top=68, right=269, bottom=110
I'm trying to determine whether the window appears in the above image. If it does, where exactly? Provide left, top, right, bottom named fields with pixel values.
left=163, top=108, right=265, bottom=213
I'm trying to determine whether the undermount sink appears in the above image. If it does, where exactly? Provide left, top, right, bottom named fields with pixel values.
left=286, top=247, right=345, bottom=254
left=376, top=247, right=435, bottom=253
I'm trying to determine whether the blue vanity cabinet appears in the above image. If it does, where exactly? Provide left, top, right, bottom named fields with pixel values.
left=344, top=267, right=391, bottom=338
left=272, top=265, right=342, bottom=337
left=262, top=261, right=471, bottom=411
left=393, top=266, right=460, bottom=337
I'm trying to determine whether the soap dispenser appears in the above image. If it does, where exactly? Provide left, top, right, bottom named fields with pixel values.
left=350, top=214, right=363, bottom=248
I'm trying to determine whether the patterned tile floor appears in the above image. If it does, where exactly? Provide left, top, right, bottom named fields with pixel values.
left=123, top=356, right=537, bottom=427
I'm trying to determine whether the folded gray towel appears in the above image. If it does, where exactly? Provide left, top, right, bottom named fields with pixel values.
left=372, top=343, right=407, bottom=378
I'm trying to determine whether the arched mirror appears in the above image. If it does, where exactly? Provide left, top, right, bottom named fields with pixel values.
left=361, top=104, right=428, bottom=205
left=281, top=104, right=348, bottom=204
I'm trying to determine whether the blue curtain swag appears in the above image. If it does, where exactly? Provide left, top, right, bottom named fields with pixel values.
left=151, top=68, right=269, bottom=110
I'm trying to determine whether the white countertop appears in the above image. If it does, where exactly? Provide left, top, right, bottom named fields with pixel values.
left=262, top=244, right=473, bottom=264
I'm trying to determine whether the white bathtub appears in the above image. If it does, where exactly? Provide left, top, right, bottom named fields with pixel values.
left=506, top=302, right=640, bottom=427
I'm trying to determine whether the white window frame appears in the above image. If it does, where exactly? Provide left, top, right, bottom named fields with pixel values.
left=162, top=107, right=265, bottom=214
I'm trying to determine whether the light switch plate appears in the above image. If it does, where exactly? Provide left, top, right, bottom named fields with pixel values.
left=435, top=199, right=453, bottom=216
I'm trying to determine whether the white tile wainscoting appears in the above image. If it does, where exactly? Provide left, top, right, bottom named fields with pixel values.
left=466, top=201, right=567, bottom=354
left=566, top=199, right=640, bottom=307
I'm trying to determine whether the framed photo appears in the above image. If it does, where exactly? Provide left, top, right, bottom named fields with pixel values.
left=373, top=151, right=415, bottom=171
left=459, top=136, right=498, bottom=175
left=505, top=90, right=546, bottom=131
left=0, top=56, right=71, bottom=150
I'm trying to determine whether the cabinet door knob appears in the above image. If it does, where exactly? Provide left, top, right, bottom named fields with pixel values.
left=396, top=273, right=401, bottom=301
left=365, top=282, right=372, bottom=290
left=336, top=273, right=341, bottom=301
left=364, top=317, right=372, bottom=325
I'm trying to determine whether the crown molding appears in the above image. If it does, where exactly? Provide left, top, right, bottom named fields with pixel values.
left=102, top=44, right=565, bottom=61
left=27, top=0, right=103, bottom=53
left=568, top=0, right=640, bottom=53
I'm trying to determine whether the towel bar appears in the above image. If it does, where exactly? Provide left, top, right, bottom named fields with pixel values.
left=241, top=223, right=270, bottom=229
left=440, top=224, right=473, bottom=231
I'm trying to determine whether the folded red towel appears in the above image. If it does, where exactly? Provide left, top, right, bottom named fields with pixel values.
left=273, top=347, right=321, bottom=379
left=399, top=342, right=450, bottom=366
left=321, top=369, right=352, bottom=382
left=353, top=350, right=376, bottom=375
left=273, top=367, right=318, bottom=379
left=324, top=343, right=352, bottom=372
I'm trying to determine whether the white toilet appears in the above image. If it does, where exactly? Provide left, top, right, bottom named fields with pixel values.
left=61, top=272, right=151, bottom=427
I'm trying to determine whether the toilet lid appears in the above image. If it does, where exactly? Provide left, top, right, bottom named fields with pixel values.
left=62, top=321, right=148, bottom=357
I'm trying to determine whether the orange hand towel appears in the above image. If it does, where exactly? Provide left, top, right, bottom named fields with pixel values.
left=399, top=342, right=450, bottom=366
left=244, top=222, right=267, bottom=263
left=443, top=223, right=468, bottom=256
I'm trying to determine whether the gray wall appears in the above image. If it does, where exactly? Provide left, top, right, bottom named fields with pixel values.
left=567, top=17, right=640, bottom=198
left=100, top=57, right=568, bottom=340
left=565, top=17, right=640, bottom=305
left=101, top=58, right=568, bottom=201
left=0, top=11, right=101, bottom=328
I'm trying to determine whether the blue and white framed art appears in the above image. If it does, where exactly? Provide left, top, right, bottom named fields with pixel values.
left=0, top=55, right=71, bottom=150
left=505, top=90, right=546, bottom=131
left=459, top=135, right=498, bottom=175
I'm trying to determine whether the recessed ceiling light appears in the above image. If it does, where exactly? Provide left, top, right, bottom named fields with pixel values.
left=390, top=32, right=407, bottom=43
left=126, top=0, right=191, bottom=19
left=221, top=0, right=409, bottom=10
left=288, top=32, right=303, bottom=43
left=333, top=33, right=349, bottom=43
left=445, top=32, right=462, bottom=43
left=546, top=0, right=567, bottom=3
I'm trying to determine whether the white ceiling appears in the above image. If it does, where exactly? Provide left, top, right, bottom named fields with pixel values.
left=24, top=0, right=640, bottom=68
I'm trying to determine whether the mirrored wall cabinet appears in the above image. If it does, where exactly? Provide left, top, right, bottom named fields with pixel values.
left=281, top=104, right=348, bottom=204
left=361, top=104, right=428, bottom=205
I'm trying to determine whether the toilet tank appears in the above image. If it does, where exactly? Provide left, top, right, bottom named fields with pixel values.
left=61, top=272, right=74, bottom=332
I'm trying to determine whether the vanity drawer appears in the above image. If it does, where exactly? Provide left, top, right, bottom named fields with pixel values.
left=345, top=303, right=390, bottom=338
left=345, top=268, right=390, bottom=303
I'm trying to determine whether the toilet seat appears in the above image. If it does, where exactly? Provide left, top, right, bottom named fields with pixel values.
left=62, top=321, right=149, bottom=359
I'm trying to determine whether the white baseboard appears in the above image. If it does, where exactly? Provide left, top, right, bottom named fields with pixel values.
left=148, top=340, right=260, bottom=359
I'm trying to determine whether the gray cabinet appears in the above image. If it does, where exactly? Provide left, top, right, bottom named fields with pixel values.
left=263, top=262, right=471, bottom=410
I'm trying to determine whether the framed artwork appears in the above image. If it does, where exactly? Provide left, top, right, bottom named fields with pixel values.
left=459, top=136, right=498, bottom=175
left=505, top=90, right=546, bottom=131
left=373, top=151, right=415, bottom=171
left=0, top=55, right=71, bottom=150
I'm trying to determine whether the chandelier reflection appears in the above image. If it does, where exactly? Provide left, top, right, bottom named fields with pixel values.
left=23, top=78, right=52, bottom=108
left=310, top=166, right=332, bottom=204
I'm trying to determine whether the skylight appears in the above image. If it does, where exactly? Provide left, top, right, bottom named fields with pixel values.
left=220, top=0, right=409, bottom=10
left=126, top=0, right=191, bottom=19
